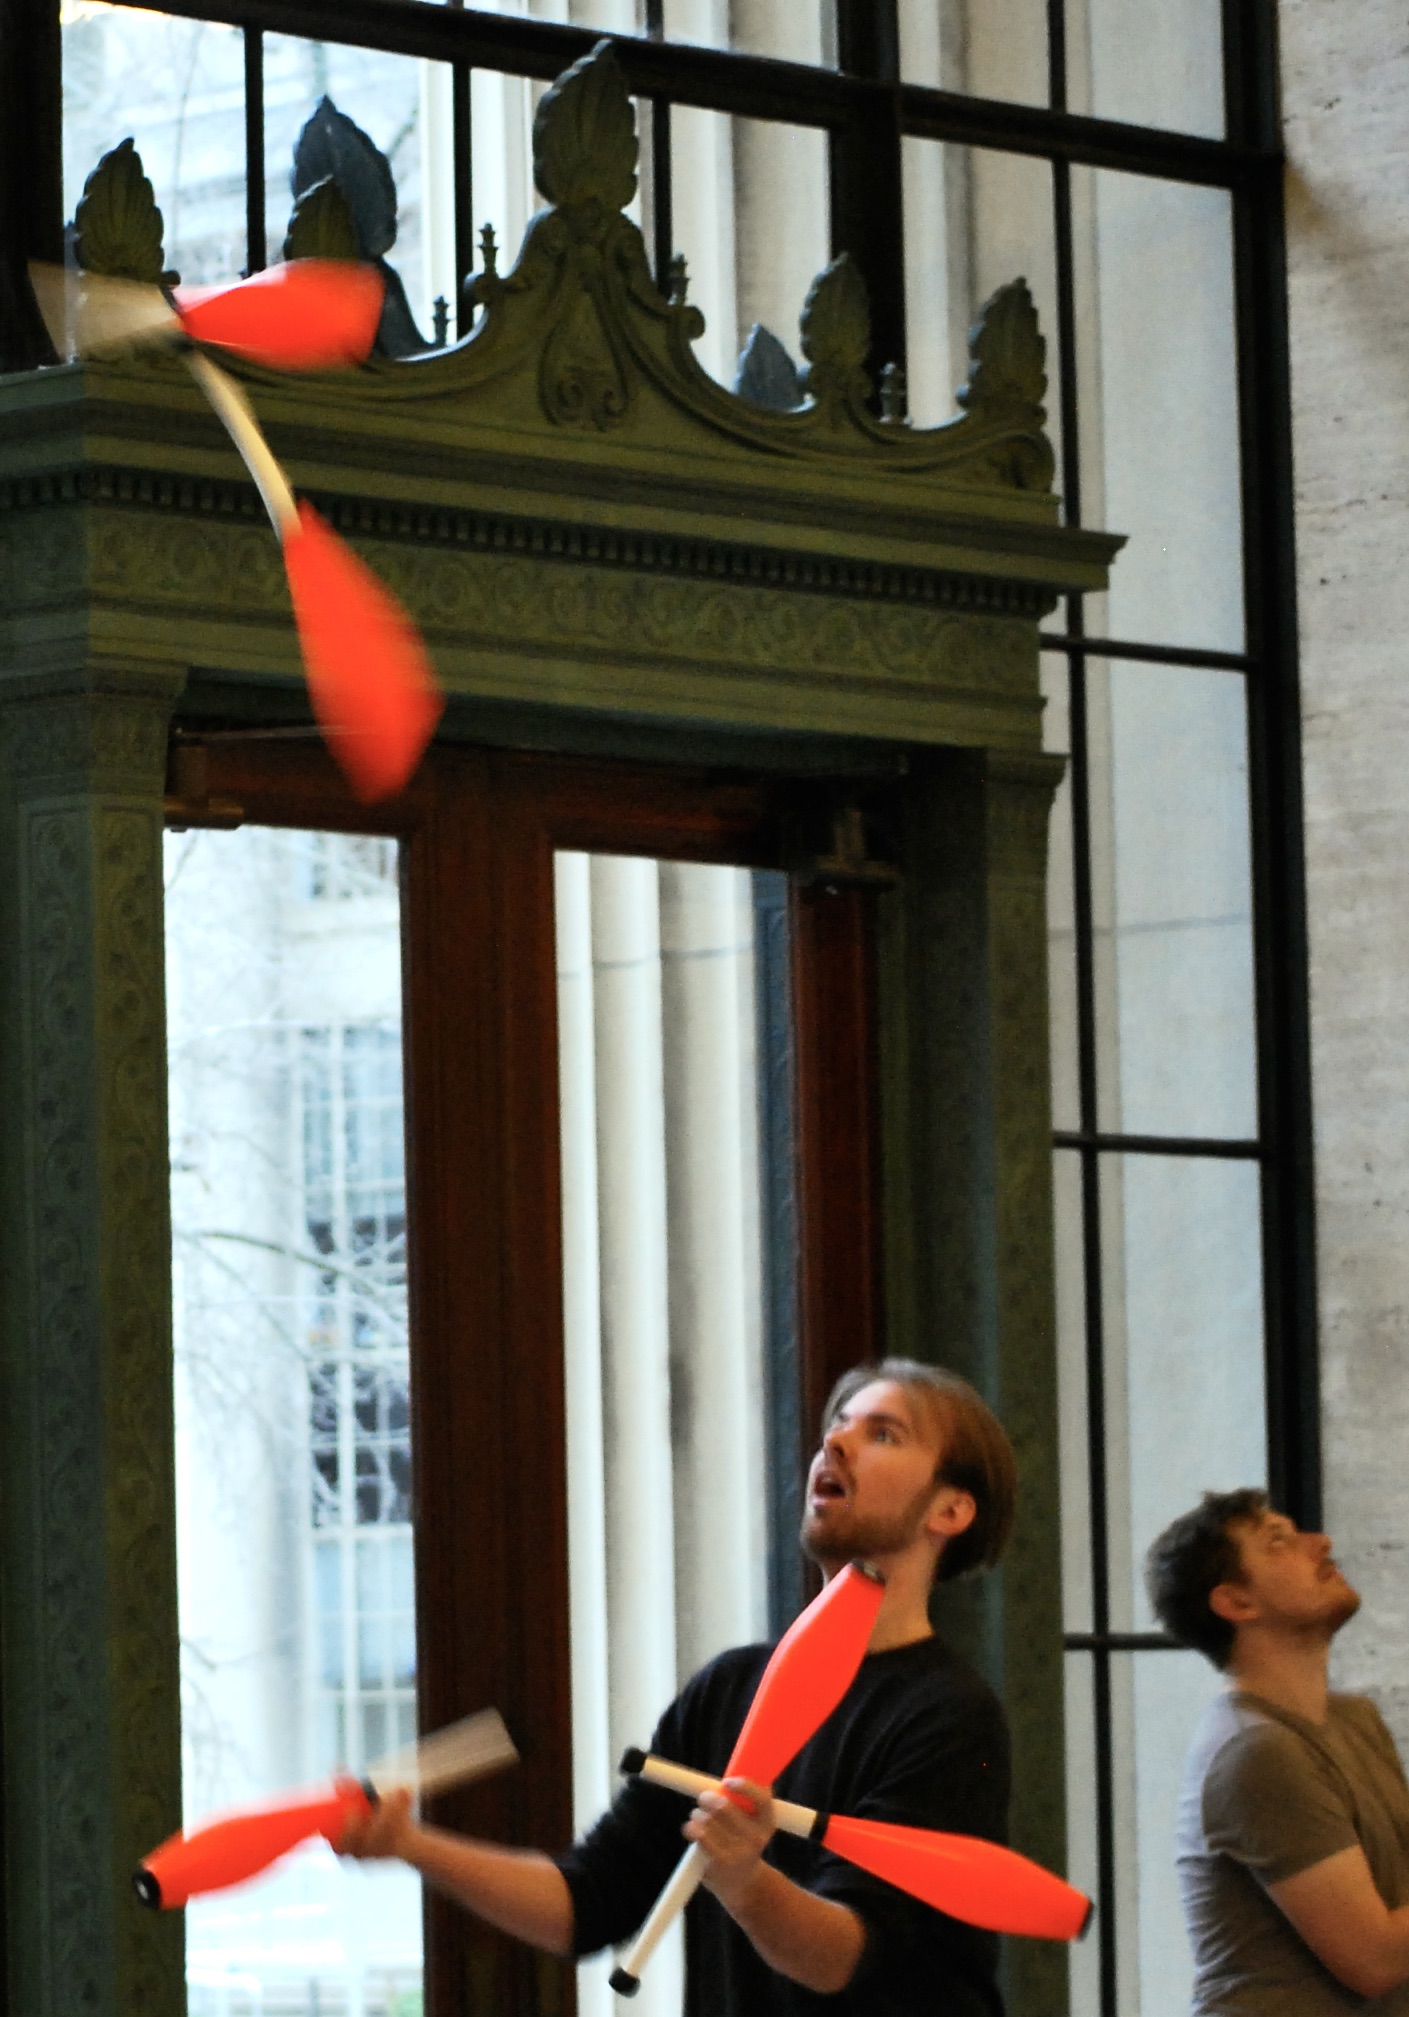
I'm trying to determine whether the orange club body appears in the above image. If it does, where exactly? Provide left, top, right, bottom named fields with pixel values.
left=722, top=1560, right=886, bottom=1785
left=134, top=1780, right=373, bottom=1911
left=173, top=261, right=385, bottom=371
left=623, top=1751, right=1093, bottom=1945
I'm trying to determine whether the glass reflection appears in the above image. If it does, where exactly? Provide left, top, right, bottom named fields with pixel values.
left=1074, top=170, right=1243, bottom=650
left=1092, top=660, right=1257, bottom=1138
left=1100, top=1153, right=1266, bottom=1631
left=898, top=0, right=1048, bottom=106
left=901, top=141, right=1060, bottom=465
left=167, top=826, right=420, bottom=2017
left=61, top=5, right=245, bottom=286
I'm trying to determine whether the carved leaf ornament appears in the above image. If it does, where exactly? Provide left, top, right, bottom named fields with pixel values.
left=533, top=43, right=639, bottom=218
left=282, top=177, right=361, bottom=264
left=956, top=280, right=1054, bottom=489
left=73, top=139, right=176, bottom=287
left=799, top=253, right=873, bottom=414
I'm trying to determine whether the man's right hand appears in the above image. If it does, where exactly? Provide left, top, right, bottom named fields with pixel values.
left=338, top=1785, right=417, bottom=1861
left=332, top=1793, right=575, bottom=1956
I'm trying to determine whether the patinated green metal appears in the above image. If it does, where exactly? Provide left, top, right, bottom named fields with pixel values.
left=0, top=673, right=184, bottom=2017
left=0, top=37, right=1119, bottom=2017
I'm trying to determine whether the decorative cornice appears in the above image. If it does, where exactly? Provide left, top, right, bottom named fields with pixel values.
left=0, top=464, right=1059, bottom=619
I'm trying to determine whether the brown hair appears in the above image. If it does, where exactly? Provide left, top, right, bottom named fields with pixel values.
left=1144, top=1488, right=1269, bottom=1669
left=823, top=1359, right=1017, bottom=1582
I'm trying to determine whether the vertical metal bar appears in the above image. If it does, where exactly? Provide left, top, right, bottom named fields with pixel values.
left=447, top=0, right=474, bottom=339
left=643, top=0, right=672, bottom=296
left=244, top=25, right=266, bottom=274
left=830, top=0, right=906, bottom=392
left=1051, top=0, right=1119, bottom=2003
left=453, top=59, right=474, bottom=337
left=1047, top=0, right=1067, bottom=112
left=651, top=97, right=673, bottom=296
left=1223, top=0, right=1320, bottom=1527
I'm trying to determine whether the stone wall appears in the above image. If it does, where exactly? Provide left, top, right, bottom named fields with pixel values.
left=1282, top=0, right=1409, bottom=1739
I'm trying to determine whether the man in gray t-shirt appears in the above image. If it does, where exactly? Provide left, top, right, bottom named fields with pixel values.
left=1148, top=1489, right=1409, bottom=2012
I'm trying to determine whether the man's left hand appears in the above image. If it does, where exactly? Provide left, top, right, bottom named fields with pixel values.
left=684, top=1778, right=776, bottom=1908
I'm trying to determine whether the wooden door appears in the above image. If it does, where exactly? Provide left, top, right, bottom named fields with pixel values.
left=183, top=736, right=883, bottom=2017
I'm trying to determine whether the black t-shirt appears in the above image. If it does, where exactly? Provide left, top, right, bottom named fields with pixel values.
left=555, top=1633, right=1010, bottom=2017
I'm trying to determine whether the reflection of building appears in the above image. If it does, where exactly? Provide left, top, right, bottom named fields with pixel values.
left=167, top=826, right=420, bottom=2015
left=3, top=11, right=1409, bottom=2017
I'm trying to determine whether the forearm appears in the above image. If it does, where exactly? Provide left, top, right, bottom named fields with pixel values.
left=715, top=1862, right=865, bottom=1994
left=1271, top=1849, right=1409, bottom=1999
left=400, top=1824, right=575, bottom=1956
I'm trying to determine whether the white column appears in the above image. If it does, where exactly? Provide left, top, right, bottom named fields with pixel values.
left=555, top=854, right=613, bottom=1832
left=658, top=864, right=767, bottom=1679
left=554, top=853, right=616, bottom=2017
left=588, top=857, right=679, bottom=1749
left=589, top=855, right=682, bottom=2017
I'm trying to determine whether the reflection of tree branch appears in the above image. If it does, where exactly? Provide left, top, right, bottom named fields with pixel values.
left=180, top=1227, right=408, bottom=1332
left=174, top=1233, right=307, bottom=1366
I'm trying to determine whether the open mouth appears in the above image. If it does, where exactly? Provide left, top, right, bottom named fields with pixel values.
left=810, top=1467, right=849, bottom=1507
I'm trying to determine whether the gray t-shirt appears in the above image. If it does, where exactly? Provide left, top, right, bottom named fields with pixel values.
left=1178, top=1689, right=1409, bottom=2016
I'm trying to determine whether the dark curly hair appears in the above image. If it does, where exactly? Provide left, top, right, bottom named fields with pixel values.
left=822, top=1359, right=1016, bottom=1583
left=1144, top=1488, right=1270, bottom=1668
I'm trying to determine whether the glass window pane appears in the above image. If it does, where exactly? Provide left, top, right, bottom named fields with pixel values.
left=62, top=6, right=245, bottom=286
left=1124, top=1650, right=1227, bottom=2017
left=1093, top=660, right=1257, bottom=1137
left=475, top=0, right=645, bottom=34
left=1054, top=1151, right=1092, bottom=1633
left=264, top=39, right=455, bottom=347
left=669, top=109, right=829, bottom=393
left=1063, top=1652, right=1101, bottom=2016
left=1074, top=171, right=1243, bottom=651
left=899, top=0, right=1049, bottom=106
left=901, top=142, right=1063, bottom=488
left=1068, top=0, right=1225, bottom=139
left=167, top=827, right=421, bottom=2017
left=1101, top=1154, right=1266, bottom=1631
left=662, top=0, right=833, bottom=62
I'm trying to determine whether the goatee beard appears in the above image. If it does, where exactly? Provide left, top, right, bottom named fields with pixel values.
left=800, top=1479, right=939, bottom=1569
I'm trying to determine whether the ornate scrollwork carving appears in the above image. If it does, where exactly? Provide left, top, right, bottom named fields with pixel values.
left=74, top=138, right=176, bottom=286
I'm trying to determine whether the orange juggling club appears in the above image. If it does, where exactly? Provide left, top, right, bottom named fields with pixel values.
left=135, top=1781, right=373, bottom=1911
left=609, top=1561, right=886, bottom=1997
left=135, top=1707, right=518, bottom=1911
left=186, top=350, right=442, bottom=802
left=173, top=261, right=385, bottom=371
left=29, top=258, right=384, bottom=374
left=622, top=1751, right=1093, bottom=1944
left=30, top=259, right=439, bottom=801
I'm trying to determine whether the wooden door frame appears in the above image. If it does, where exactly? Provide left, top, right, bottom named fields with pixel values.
left=190, top=734, right=884, bottom=2017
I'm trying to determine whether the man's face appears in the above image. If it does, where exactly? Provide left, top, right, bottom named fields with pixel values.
left=800, top=1378, right=951, bottom=1568
left=1218, top=1509, right=1361, bottom=1639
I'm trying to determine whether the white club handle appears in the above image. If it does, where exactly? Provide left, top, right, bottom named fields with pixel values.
left=629, top=1752, right=817, bottom=1840
left=185, top=350, right=299, bottom=539
left=609, top=1842, right=709, bottom=1998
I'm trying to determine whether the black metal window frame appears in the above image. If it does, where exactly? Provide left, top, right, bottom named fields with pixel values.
left=4, top=4, right=1314, bottom=2012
